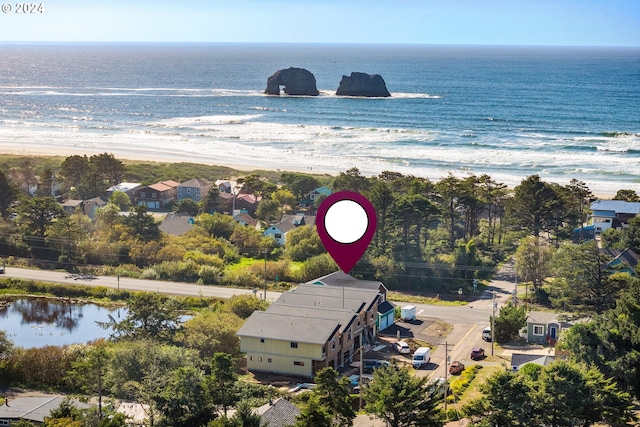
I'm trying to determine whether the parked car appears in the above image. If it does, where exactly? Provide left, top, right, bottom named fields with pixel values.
left=412, top=347, right=431, bottom=369
left=449, top=361, right=465, bottom=375
left=470, top=347, right=485, bottom=360
left=362, top=359, right=389, bottom=374
left=482, top=326, right=492, bottom=342
left=0, top=267, right=4, bottom=274
left=392, top=341, right=411, bottom=354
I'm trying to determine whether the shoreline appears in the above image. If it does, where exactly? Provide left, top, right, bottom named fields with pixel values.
left=0, top=145, right=626, bottom=199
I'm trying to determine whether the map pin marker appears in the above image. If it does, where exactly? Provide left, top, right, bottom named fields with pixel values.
left=316, top=191, right=377, bottom=274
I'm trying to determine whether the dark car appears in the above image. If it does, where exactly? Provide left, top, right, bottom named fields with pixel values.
left=470, top=347, right=485, bottom=360
left=449, top=361, right=465, bottom=375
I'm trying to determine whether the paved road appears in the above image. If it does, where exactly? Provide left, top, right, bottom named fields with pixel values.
left=1, top=266, right=283, bottom=301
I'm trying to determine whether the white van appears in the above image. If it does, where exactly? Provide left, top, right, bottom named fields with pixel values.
left=412, top=347, right=431, bottom=369
left=482, top=327, right=492, bottom=342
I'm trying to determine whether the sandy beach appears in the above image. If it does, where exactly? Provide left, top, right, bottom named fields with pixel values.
left=0, top=143, right=624, bottom=199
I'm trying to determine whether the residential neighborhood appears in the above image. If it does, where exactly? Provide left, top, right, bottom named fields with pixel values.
left=1, top=155, right=639, bottom=426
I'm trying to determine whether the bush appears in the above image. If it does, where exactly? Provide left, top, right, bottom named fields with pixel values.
left=221, top=269, right=262, bottom=288
left=198, top=265, right=222, bottom=285
left=153, top=260, right=200, bottom=282
left=448, top=364, right=481, bottom=400
left=140, top=268, right=160, bottom=280
left=184, top=251, right=225, bottom=269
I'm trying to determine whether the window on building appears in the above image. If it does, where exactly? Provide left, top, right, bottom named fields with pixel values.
left=140, top=192, right=146, bottom=198
left=294, top=361, right=304, bottom=366
left=290, top=341, right=298, bottom=348
left=268, top=358, right=272, bottom=363
left=152, top=193, right=157, bottom=198
left=249, top=356, right=253, bottom=361
left=258, top=357, right=262, bottom=362
left=533, top=325, right=544, bottom=336
left=332, top=340, right=336, bottom=350
left=260, top=338, right=265, bottom=343
left=275, top=233, right=282, bottom=239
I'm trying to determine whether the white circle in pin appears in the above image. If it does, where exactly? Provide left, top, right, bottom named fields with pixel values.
left=324, top=200, right=368, bottom=244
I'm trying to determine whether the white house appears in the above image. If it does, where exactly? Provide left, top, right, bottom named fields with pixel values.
left=590, top=200, right=640, bottom=232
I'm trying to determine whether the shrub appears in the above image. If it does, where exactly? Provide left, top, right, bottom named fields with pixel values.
left=140, top=268, right=160, bottom=280
left=448, top=364, right=481, bottom=400
left=153, top=260, right=200, bottom=282
left=222, top=269, right=262, bottom=288
left=198, top=265, right=222, bottom=285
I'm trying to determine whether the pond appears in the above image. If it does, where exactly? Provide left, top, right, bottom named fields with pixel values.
left=0, top=297, right=127, bottom=348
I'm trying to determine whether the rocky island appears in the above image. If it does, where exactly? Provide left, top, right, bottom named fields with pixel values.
left=264, top=67, right=320, bottom=96
left=336, top=72, right=391, bottom=97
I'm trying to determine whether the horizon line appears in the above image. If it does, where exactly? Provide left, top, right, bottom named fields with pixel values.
left=1, top=41, right=639, bottom=49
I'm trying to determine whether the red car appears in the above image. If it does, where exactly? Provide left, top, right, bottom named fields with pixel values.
left=470, top=347, right=485, bottom=360
left=449, top=361, right=465, bottom=375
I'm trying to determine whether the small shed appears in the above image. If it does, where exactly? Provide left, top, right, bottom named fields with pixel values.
left=401, top=305, right=416, bottom=321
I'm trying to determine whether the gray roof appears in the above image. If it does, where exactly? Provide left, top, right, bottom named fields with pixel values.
left=0, top=396, right=91, bottom=423
left=309, top=271, right=387, bottom=293
left=236, top=311, right=341, bottom=344
left=267, top=303, right=357, bottom=333
left=254, top=398, right=300, bottom=427
left=591, top=200, right=640, bottom=214
left=179, top=178, right=210, bottom=188
left=378, top=300, right=395, bottom=314
left=511, top=353, right=556, bottom=370
left=159, top=212, right=194, bottom=236
left=281, top=283, right=379, bottom=312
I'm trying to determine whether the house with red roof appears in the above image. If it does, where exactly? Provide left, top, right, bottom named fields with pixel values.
left=131, top=180, right=180, bottom=210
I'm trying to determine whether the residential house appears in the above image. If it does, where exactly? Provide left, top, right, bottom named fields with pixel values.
left=263, top=215, right=316, bottom=246
left=237, top=276, right=383, bottom=378
left=510, top=353, right=556, bottom=371
left=300, top=186, right=332, bottom=208
left=253, top=398, right=300, bottom=427
left=525, top=311, right=579, bottom=345
left=590, top=200, right=640, bottom=232
left=308, top=271, right=396, bottom=331
left=159, top=212, right=195, bottom=236
left=233, top=212, right=259, bottom=229
left=61, top=199, right=83, bottom=215
left=60, top=197, right=107, bottom=219
left=215, top=179, right=242, bottom=194
left=263, top=223, right=296, bottom=246
left=105, top=182, right=142, bottom=198
left=0, top=395, right=91, bottom=426
left=131, top=180, right=180, bottom=210
left=219, top=192, right=261, bottom=215
left=177, top=178, right=211, bottom=202
left=603, top=247, right=639, bottom=276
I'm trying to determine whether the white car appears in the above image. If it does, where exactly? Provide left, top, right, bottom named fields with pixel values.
left=392, top=341, right=411, bottom=354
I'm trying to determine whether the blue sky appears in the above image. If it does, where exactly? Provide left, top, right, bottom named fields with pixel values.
left=1, top=0, right=639, bottom=46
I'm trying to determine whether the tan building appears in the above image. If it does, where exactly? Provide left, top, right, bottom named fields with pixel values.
left=237, top=272, right=394, bottom=378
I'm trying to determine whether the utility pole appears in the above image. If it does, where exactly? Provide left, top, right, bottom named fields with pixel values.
left=359, top=344, right=363, bottom=409
left=444, top=341, right=449, bottom=412
left=263, top=249, right=268, bottom=300
left=491, top=291, right=496, bottom=356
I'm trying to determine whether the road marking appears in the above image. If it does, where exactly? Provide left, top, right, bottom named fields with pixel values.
left=452, top=323, right=478, bottom=353
left=417, top=309, right=424, bottom=315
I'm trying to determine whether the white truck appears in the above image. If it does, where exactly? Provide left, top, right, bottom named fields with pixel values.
left=412, top=347, right=431, bottom=369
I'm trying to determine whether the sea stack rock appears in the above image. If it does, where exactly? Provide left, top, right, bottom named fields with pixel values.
left=336, top=72, right=391, bottom=97
left=265, top=67, right=320, bottom=96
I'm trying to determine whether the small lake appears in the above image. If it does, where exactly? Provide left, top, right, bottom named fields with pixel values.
left=0, top=298, right=127, bottom=348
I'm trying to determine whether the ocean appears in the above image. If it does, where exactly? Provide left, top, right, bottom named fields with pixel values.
left=1, top=43, right=638, bottom=194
